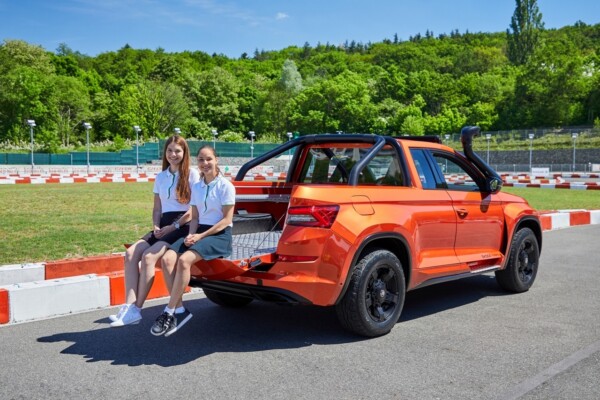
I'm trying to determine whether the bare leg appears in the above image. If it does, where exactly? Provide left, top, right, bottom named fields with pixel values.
left=124, top=240, right=150, bottom=305
left=167, top=250, right=201, bottom=309
left=161, top=250, right=184, bottom=308
left=135, top=241, right=169, bottom=309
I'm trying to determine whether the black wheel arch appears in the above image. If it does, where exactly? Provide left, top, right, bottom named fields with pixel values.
left=511, top=216, right=543, bottom=254
left=335, top=232, right=412, bottom=305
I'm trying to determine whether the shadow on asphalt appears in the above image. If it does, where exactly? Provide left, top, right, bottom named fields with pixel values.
left=37, top=275, right=507, bottom=367
left=401, top=274, right=508, bottom=322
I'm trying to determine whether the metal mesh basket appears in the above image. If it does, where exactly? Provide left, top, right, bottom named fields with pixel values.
left=229, top=230, right=283, bottom=260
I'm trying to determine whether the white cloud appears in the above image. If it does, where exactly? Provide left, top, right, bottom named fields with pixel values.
left=275, top=12, right=289, bottom=20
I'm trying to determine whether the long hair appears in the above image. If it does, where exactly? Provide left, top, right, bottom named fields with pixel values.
left=197, top=145, right=221, bottom=180
left=162, top=135, right=192, bottom=204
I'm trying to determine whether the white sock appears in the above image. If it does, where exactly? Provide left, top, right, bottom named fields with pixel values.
left=175, top=306, right=185, bottom=314
left=164, top=306, right=175, bottom=315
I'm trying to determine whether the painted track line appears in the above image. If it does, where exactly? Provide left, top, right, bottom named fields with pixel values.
left=496, top=340, right=600, bottom=400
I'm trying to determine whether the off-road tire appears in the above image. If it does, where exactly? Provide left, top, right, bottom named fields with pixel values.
left=203, top=289, right=253, bottom=307
left=336, top=249, right=405, bottom=337
left=495, top=227, right=540, bottom=293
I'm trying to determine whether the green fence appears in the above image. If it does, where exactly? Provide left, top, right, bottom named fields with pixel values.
left=0, top=141, right=282, bottom=166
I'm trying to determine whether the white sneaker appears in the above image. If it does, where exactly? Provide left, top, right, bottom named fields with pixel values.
left=110, top=305, right=142, bottom=327
left=109, top=304, right=130, bottom=322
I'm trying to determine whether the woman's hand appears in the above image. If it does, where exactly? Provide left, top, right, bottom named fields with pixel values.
left=184, top=233, right=201, bottom=247
left=154, top=225, right=174, bottom=239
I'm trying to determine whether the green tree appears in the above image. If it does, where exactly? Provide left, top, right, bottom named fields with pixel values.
left=111, top=80, right=190, bottom=141
left=254, top=60, right=303, bottom=135
left=185, top=67, right=241, bottom=134
left=507, top=0, right=545, bottom=65
left=289, top=71, right=375, bottom=133
left=52, top=76, right=91, bottom=146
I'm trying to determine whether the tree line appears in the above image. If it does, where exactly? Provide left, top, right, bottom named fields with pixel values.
left=1, top=0, right=599, bottom=153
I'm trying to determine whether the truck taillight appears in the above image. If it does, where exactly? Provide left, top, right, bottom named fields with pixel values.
left=286, top=205, right=339, bottom=228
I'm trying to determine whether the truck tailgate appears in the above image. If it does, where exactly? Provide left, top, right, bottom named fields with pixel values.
left=190, top=230, right=282, bottom=280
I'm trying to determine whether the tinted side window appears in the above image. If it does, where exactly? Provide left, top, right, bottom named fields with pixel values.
left=409, top=149, right=437, bottom=189
left=297, top=145, right=405, bottom=186
left=369, top=148, right=405, bottom=186
left=431, top=153, right=480, bottom=192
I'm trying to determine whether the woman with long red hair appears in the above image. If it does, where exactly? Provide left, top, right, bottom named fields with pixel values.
left=109, top=134, right=200, bottom=327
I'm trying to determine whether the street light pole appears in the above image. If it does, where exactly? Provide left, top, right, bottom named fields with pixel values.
left=212, top=129, right=218, bottom=149
left=133, top=125, right=141, bottom=170
left=444, top=134, right=450, bottom=173
left=167, top=127, right=181, bottom=160
left=486, top=133, right=491, bottom=164
left=286, top=132, right=293, bottom=158
left=248, top=131, right=255, bottom=158
left=83, top=122, right=92, bottom=174
left=572, top=132, right=578, bottom=172
left=27, top=119, right=36, bottom=173
left=528, top=133, right=535, bottom=172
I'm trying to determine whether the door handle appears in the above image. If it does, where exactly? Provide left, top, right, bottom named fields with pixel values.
left=456, top=208, right=468, bottom=218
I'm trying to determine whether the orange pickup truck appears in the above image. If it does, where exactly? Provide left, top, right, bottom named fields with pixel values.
left=189, top=126, right=542, bottom=337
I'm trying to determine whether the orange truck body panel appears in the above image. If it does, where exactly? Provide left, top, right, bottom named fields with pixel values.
left=189, top=135, right=541, bottom=308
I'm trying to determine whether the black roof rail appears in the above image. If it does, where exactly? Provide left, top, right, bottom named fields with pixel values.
left=392, top=135, right=442, bottom=144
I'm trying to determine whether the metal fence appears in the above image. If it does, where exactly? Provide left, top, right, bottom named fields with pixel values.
left=0, top=141, right=281, bottom=166
left=1, top=130, right=599, bottom=174
left=444, top=126, right=599, bottom=142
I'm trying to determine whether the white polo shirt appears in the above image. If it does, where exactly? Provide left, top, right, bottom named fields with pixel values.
left=153, top=168, right=200, bottom=212
left=191, top=175, right=236, bottom=226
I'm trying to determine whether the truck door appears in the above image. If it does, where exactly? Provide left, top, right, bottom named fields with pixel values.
left=408, top=149, right=461, bottom=271
left=428, top=152, right=505, bottom=268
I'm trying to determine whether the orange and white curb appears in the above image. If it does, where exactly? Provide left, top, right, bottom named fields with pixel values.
left=0, top=172, right=156, bottom=185
left=539, top=210, right=600, bottom=231
left=0, top=210, right=598, bottom=325
left=0, top=254, right=188, bottom=325
left=0, top=171, right=288, bottom=184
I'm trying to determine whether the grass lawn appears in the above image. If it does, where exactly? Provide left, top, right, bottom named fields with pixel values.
left=0, top=183, right=597, bottom=265
left=0, top=183, right=152, bottom=265
left=502, top=187, right=599, bottom=211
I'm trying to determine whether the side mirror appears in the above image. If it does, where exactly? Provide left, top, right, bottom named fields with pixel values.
left=486, top=177, right=503, bottom=194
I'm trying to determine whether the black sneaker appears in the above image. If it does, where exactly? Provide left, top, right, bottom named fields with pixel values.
left=164, top=309, right=193, bottom=337
left=150, top=312, right=174, bottom=336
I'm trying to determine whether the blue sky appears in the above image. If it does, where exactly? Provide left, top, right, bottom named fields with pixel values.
left=1, top=0, right=599, bottom=58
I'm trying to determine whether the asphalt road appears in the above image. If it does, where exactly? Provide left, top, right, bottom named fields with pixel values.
left=1, top=225, right=599, bottom=400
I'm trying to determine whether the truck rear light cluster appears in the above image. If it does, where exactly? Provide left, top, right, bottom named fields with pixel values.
left=286, top=205, right=339, bottom=228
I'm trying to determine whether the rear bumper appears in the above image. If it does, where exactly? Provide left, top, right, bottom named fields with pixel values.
left=190, top=278, right=313, bottom=305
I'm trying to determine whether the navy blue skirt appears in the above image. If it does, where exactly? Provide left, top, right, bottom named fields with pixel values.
left=142, top=211, right=188, bottom=246
left=169, top=225, right=232, bottom=260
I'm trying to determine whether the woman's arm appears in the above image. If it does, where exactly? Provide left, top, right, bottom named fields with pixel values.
left=152, top=194, right=162, bottom=233
left=184, top=206, right=199, bottom=246
left=185, top=204, right=234, bottom=245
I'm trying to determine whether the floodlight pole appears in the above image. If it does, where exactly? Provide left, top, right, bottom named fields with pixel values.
left=248, top=131, right=255, bottom=158
left=486, top=133, right=492, bottom=164
left=212, top=129, right=218, bottom=149
left=286, top=132, right=293, bottom=157
left=133, top=125, right=141, bottom=169
left=168, top=127, right=181, bottom=160
left=572, top=132, right=578, bottom=172
left=27, top=119, right=36, bottom=173
left=444, top=134, right=450, bottom=172
left=528, top=133, right=535, bottom=172
left=83, top=122, right=92, bottom=174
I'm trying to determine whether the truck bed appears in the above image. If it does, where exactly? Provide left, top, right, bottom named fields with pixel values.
left=229, top=230, right=283, bottom=260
